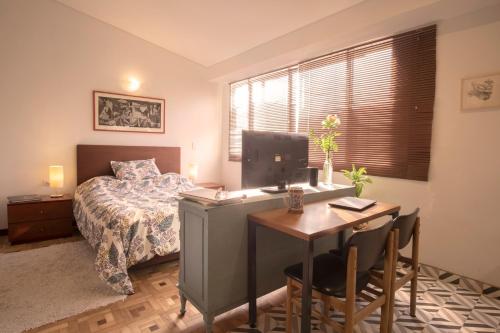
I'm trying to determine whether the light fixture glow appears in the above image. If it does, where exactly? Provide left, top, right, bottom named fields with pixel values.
left=188, top=163, right=198, bottom=182
left=49, top=165, right=64, bottom=198
left=127, top=77, right=141, bottom=92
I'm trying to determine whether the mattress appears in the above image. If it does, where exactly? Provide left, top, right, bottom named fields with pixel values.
left=73, top=173, right=195, bottom=294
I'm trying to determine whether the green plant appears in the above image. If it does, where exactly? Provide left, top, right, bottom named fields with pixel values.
left=309, top=114, right=341, bottom=161
left=341, top=164, right=372, bottom=197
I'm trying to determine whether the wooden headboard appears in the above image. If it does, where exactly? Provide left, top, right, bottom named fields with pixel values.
left=77, top=145, right=181, bottom=185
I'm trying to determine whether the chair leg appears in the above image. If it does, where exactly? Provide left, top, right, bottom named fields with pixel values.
left=384, top=230, right=398, bottom=333
left=380, top=299, right=389, bottom=333
left=286, top=278, right=293, bottom=333
left=410, top=218, right=420, bottom=317
left=387, top=281, right=397, bottom=331
left=320, top=295, right=330, bottom=332
left=344, top=247, right=357, bottom=333
left=380, top=230, right=398, bottom=333
left=410, top=271, right=418, bottom=316
left=344, top=300, right=355, bottom=333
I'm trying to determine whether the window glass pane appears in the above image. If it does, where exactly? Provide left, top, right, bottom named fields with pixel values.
left=229, top=82, right=249, bottom=160
left=231, top=83, right=249, bottom=130
left=298, top=57, right=348, bottom=167
left=251, top=74, right=290, bottom=132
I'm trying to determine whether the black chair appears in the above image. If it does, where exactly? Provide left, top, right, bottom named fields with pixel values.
left=371, top=208, right=420, bottom=330
left=284, top=221, right=397, bottom=333
left=333, top=209, right=420, bottom=312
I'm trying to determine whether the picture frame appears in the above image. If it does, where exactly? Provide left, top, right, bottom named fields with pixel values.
left=461, top=73, right=500, bottom=110
left=93, top=91, right=165, bottom=133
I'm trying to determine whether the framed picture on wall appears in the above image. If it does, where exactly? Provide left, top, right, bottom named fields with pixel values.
left=93, top=91, right=165, bottom=133
left=461, top=73, right=500, bottom=110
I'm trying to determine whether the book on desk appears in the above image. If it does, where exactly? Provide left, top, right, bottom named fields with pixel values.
left=328, top=196, right=376, bottom=211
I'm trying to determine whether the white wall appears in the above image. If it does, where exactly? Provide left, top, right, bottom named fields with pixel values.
left=218, top=18, right=500, bottom=285
left=0, top=0, right=221, bottom=229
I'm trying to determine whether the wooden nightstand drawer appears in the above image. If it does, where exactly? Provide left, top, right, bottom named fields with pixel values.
left=7, top=194, right=74, bottom=244
left=8, top=218, right=73, bottom=244
left=8, top=200, right=73, bottom=223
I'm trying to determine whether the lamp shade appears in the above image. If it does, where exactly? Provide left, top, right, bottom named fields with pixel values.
left=188, top=163, right=198, bottom=182
left=49, top=165, right=64, bottom=189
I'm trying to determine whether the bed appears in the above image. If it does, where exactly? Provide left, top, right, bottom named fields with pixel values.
left=74, top=145, right=194, bottom=294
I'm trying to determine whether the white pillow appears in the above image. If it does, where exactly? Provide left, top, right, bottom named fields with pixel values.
left=110, top=158, right=161, bottom=181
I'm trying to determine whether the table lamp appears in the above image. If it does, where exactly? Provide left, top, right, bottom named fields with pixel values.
left=49, top=165, right=64, bottom=198
left=188, top=163, right=198, bottom=182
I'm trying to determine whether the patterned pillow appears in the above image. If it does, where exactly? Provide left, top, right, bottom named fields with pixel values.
left=110, top=158, right=161, bottom=181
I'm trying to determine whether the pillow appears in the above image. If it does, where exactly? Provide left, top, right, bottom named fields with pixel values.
left=110, top=158, right=161, bottom=181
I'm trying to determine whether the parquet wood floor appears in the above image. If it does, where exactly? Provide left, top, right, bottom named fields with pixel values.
left=0, top=236, right=286, bottom=333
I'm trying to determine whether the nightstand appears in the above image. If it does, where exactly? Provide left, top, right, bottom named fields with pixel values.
left=7, top=194, right=74, bottom=244
left=195, top=182, right=225, bottom=190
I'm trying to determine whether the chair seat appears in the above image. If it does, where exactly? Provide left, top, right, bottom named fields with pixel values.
left=284, top=253, right=371, bottom=298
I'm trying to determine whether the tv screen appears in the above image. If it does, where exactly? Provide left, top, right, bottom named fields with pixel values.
left=241, top=130, right=309, bottom=191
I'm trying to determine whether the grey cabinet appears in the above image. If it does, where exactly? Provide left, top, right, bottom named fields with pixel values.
left=178, top=185, right=355, bottom=332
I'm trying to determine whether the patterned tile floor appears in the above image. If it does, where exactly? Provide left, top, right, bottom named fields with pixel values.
left=231, top=265, right=500, bottom=333
left=1, top=235, right=499, bottom=333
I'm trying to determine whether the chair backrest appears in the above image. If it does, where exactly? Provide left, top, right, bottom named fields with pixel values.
left=343, top=221, right=393, bottom=272
left=393, top=208, right=419, bottom=249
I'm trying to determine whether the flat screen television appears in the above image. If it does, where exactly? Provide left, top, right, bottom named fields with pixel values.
left=241, top=130, right=309, bottom=193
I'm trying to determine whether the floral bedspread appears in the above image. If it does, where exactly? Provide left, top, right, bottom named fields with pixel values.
left=73, top=173, right=195, bottom=294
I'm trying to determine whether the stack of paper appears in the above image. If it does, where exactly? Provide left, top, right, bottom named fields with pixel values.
left=179, top=189, right=244, bottom=206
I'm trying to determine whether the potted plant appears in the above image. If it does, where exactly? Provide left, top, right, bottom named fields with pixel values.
left=309, top=115, right=341, bottom=185
left=341, top=164, right=372, bottom=197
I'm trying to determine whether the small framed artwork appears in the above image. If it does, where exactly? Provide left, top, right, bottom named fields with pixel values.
left=93, top=91, right=165, bottom=133
left=461, top=73, right=500, bottom=110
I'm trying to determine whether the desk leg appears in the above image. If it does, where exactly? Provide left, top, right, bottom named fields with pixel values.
left=248, top=220, right=257, bottom=328
left=301, top=240, right=314, bottom=333
left=338, top=230, right=346, bottom=247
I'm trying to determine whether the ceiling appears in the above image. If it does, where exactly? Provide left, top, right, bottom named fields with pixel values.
left=56, top=0, right=364, bottom=67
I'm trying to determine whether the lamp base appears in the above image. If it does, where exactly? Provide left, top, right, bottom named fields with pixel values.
left=50, top=193, right=63, bottom=198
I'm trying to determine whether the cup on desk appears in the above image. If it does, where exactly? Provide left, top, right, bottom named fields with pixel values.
left=285, top=186, right=304, bottom=214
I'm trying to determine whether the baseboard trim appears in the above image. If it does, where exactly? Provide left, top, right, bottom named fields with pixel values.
left=0, top=228, right=7, bottom=236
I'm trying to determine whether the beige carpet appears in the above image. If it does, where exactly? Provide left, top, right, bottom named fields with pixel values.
left=0, top=240, right=126, bottom=333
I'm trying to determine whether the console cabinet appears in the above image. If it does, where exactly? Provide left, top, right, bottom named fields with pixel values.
left=178, top=184, right=355, bottom=332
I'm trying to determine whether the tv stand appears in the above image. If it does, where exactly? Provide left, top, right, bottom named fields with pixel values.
left=260, top=186, right=288, bottom=194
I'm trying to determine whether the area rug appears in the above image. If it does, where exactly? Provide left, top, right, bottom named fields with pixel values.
left=0, top=241, right=126, bottom=333
left=230, top=265, right=500, bottom=332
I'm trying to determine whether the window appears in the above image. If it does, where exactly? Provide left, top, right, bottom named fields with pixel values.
left=229, top=25, right=436, bottom=181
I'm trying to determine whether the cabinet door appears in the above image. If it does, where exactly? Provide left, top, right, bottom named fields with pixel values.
left=180, top=209, right=206, bottom=305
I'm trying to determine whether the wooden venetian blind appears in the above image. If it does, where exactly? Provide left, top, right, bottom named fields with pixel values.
left=229, top=25, right=436, bottom=181
left=229, top=67, right=299, bottom=161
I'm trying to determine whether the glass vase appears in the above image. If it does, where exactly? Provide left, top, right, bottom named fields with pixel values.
left=323, top=155, right=333, bottom=185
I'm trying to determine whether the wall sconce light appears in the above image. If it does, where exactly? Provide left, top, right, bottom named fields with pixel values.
left=49, top=165, right=64, bottom=198
left=126, top=77, right=141, bottom=92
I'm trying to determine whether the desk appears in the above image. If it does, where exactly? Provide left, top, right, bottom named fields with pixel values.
left=247, top=199, right=400, bottom=333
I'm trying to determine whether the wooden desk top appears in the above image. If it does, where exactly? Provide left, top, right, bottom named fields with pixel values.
left=247, top=198, right=400, bottom=241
